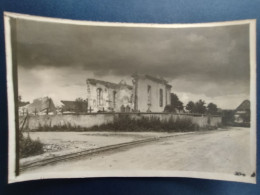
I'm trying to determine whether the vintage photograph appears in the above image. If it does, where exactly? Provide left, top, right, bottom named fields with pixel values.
left=4, top=12, right=256, bottom=183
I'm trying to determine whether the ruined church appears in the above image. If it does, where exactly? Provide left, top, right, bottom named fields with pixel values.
left=86, top=74, right=172, bottom=113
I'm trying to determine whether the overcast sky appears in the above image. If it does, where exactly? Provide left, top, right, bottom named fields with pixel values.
left=16, top=19, right=250, bottom=109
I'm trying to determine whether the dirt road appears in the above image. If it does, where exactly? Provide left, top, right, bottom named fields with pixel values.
left=22, top=127, right=254, bottom=178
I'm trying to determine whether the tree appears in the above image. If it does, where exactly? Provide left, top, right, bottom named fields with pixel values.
left=164, top=93, right=184, bottom=112
left=176, top=101, right=184, bottom=112
left=18, top=95, right=30, bottom=107
left=207, top=103, right=218, bottom=115
left=75, top=98, right=88, bottom=113
left=18, top=95, right=22, bottom=103
left=194, top=99, right=207, bottom=114
left=186, top=101, right=195, bottom=113
left=170, top=93, right=179, bottom=106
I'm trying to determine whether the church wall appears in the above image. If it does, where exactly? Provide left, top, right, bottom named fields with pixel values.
left=86, top=81, right=133, bottom=112
left=114, top=87, right=133, bottom=112
left=87, top=82, right=115, bottom=112
left=134, top=77, right=171, bottom=112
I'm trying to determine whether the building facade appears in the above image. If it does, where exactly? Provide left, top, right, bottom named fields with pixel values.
left=132, top=74, right=171, bottom=112
left=86, top=74, right=172, bottom=113
left=86, top=79, right=133, bottom=112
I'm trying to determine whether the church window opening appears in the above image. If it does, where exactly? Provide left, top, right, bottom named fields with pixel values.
left=113, top=91, right=117, bottom=108
left=97, top=88, right=103, bottom=106
left=147, top=85, right=151, bottom=105
left=159, top=88, right=163, bottom=107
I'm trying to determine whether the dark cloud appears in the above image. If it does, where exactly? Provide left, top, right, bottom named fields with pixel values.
left=16, top=19, right=250, bottom=97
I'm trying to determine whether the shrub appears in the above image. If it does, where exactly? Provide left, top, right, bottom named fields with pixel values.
left=87, top=115, right=198, bottom=132
left=19, top=133, right=44, bottom=158
left=32, top=114, right=216, bottom=132
left=36, top=122, right=82, bottom=131
left=164, top=105, right=175, bottom=113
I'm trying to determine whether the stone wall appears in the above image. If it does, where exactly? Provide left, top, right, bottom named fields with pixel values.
left=20, top=113, right=222, bottom=131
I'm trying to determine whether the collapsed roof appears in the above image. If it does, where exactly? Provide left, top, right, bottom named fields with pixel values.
left=87, top=78, right=133, bottom=90
left=22, top=97, right=56, bottom=114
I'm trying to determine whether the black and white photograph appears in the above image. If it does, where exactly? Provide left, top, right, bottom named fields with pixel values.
left=4, top=12, right=256, bottom=183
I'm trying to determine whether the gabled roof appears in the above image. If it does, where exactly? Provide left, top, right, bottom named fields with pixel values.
left=236, top=100, right=250, bottom=111
left=132, top=73, right=172, bottom=88
left=87, top=78, right=132, bottom=90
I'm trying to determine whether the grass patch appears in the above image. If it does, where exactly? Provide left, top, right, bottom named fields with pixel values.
left=19, top=132, right=44, bottom=158
left=35, top=122, right=82, bottom=132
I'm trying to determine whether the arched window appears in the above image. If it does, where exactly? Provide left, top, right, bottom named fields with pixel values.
left=97, top=88, right=103, bottom=106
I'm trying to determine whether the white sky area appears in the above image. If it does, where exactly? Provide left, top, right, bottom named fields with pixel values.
left=18, top=66, right=132, bottom=107
left=16, top=19, right=250, bottom=110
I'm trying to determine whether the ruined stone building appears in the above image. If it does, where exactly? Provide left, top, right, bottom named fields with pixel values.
left=86, top=74, right=172, bottom=113
left=19, top=96, right=56, bottom=116
left=86, top=79, right=133, bottom=112
left=132, top=74, right=172, bottom=112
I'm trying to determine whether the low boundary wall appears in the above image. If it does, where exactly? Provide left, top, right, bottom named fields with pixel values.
left=20, top=113, right=222, bottom=131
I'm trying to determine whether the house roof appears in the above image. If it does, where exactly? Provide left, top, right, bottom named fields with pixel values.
left=87, top=78, right=132, bottom=90
left=236, top=100, right=250, bottom=111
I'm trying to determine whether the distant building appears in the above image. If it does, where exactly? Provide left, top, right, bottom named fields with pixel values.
left=221, top=109, right=235, bottom=126
left=19, top=97, right=56, bottom=116
left=234, top=100, right=250, bottom=124
left=132, top=74, right=172, bottom=112
left=86, top=79, right=133, bottom=112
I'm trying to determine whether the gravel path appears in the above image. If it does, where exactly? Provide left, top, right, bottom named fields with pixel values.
left=22, top=127, right=254, bottom=181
